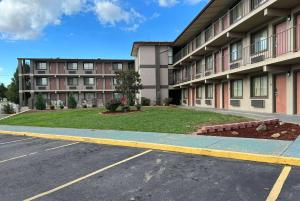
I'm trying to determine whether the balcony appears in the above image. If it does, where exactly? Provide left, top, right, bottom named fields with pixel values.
left=172, top=25, right=300, bottom=86
left=173, top=0, right=271, bottom=65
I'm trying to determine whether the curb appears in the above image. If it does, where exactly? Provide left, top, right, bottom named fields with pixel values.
left=0, top=110, right=31, bottom=121
left=0, top=130, right=299, bottom=167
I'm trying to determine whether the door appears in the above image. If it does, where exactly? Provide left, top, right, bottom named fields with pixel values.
left=296, top=72, right=300, bottom=114
left=215, top=84, right=221, bottom=109
left=97, top=78, right=103, bottom=89
left=297, top=15, right=300, bottom=51
left=59, top=78, right=65, bottom=90
left=188, top=87, right=194, bottom=106
left=275, top=74, right=287, bottom=114
left=223, top=82, right=229, bottom=109
left=50, top=78, right=56, bottom=90
left=96, top=63, right=103, bottom=74
left=276, top=21, right=287, bottom=56
left=215, top=52, right=222, bottom=73
left=222, top=48, right=229, bottom=71
left=49, top=63, right=56, bottom=74
left=105, top=78, right=111, bottom=89
left=58, top=63, right=65, bottom=74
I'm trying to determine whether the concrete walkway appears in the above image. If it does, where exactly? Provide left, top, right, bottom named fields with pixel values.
left=179, top=106, right=300, bottom=124
left=0, top=125, right=299, bottom=158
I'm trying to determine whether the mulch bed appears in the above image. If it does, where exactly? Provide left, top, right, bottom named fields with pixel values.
left=199, top=123, right=300, bottom=141
left=100, top=110, right=142, bottom=115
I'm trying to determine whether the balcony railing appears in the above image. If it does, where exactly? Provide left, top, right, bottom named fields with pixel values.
left=173, top=0, right=269, bottom=64
left=172, top=26, right=299, bottom=86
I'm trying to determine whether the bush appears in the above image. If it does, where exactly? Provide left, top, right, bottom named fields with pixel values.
left=35, top=94, right=46, bottom=110
left=163, top=98, right=173, bottom=106
left=105, top=99, right=121, bottom=112
left=59, top=103, right=64, bottom=110
left=135, top=104, right=141, bottom=111
left=1, top=103, right=15, bottom=114
left=82, top=104, right=87, bottom=108
left=68, top=95, right=77, bottom=109
left=141, top=97, right=150, bottom=106
left=121, top=105, right=130, bottom=112
left=50, top=105, right=55, bottom=110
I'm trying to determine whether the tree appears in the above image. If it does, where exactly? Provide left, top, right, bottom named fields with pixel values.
left=115, top=70, right=143, bottom=105
left=35, top=93, right=46, bottom=110
left=6, top=68, right=19, bottom=104
left=0, top=83, right=7, bottom=99
left=68, top=94, right=77, bottom=109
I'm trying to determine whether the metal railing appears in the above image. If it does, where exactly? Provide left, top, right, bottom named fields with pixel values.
left=173, top=0, right=269, bottom=64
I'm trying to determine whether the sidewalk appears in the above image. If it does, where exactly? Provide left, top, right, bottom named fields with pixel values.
left=179, top=106, right=300, bottom=124
left=0, top=125, right=299, bottom=159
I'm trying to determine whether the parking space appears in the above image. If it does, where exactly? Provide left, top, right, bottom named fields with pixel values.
left=0, top=134, right=298, bottom=201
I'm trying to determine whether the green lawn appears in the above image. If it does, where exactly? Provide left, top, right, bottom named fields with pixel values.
left=0, top=107, right=249, bottom=134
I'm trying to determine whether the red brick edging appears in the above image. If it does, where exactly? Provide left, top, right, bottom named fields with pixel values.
left=195, top=119, right=280, bottom=135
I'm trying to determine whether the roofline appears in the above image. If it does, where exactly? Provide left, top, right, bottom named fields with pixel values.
left=131, top=41, right=173, bottom=56
left=173, top=0, right=215, bottom=45
left=17, top=58, right=135, bottom=62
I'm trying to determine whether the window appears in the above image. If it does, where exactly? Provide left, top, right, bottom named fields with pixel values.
left=196, top=86, right=202, bottom=99
left=84, top=78, right=95, bottom=85
left=168, top=47, right=173, bottom=65
left=251, top=0, right=267, bottom=10
left=183, top=89, right=188, bottom=99
left=205, top=56, right=213, bottom=71
left=205, top=26, right=213, bottom=41
left=231, top=1, right=243, bottom=23
left=196, top=61, right=202, bottom=74
left=67, top=78, right=78, bottom=86
left=231, top=80, right=243, bottom=98
left=230, top=41, right=242, bottom=62
left=251, top=75, right=268, bottom=97
left=68, top=63, right=78, bottom=70
left=37, top=62, right=47, bottom=70
left=113, top=63, right=123, bottom=71
left=84, top=63, right=94, bottom=70
left=251, top=28, right=268, bottom=54
left=36, top=78, right=48, bottom=86
left=206, top=85, right=213, bottom=99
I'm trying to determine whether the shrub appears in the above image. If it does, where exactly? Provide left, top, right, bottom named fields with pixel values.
left=50, top=105, right=55, bottom=110
left=163, top=98, right=173, bottom=106
left=121, top=104, right=130, bottom=112
left=59, top=103, right=64, bottom=110
left=35, top=94, right=46, bottom=110
left=82, top=104, right=87, bottom=108
left=141, top=97, right=150, bottom=106
left=135, top=104, right=141, bottom=111
left=1, top=103, right=15, bottom=114
left=68, top=95, right=77, bottom=109
left=105, top=99, right=121, bottom=112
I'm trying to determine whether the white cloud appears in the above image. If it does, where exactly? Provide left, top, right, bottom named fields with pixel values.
left=94, top=0, right=145, bottom=31
left=185, top=0, right=207, bottom=5
left=0, top=0, right=86, bottom=40
left=157, top=0, right=179, bottom=7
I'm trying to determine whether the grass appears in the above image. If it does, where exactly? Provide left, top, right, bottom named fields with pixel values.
left=0, top=107, right=249, bottom=134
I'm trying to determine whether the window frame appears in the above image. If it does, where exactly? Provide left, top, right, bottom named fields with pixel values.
left=205, top=55, right=213, bottom=71
left=112, top=63, right=123, bottom=71
left=67, top=77, right=79, bottom=86
left=205, top=84, right=214, bottom=99
left=36, top=77, right=48, bottom=86
left=251, top=74, right=268, bottom=98
left=84, top=77, right=95, bottom=86
left=230, top=1, right=243, bottom=24
left=67, top=63, right=78, bottom=70
left=196, top=86, right=202, bottom=99
left=37, top=62, right=47, bottom=70
left=251, top=28, right=269, bottom=55
left=231, top=80, right=243, bottom=99
left=183, top=89, right=188, bottom=99
left=83, top=63, right=94, bottom=70
left=230, top=40, right=243, bottom=62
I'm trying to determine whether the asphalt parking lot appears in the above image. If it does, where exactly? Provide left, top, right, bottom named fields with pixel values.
left=0, top=134, right=299, bottom=201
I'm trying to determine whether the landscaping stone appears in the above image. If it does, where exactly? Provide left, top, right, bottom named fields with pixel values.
left=256, top=124, right=267, bottom=132
left=281, top=131, right=288, bottom=135
left=231, top=131, right=239, bottom=135
left=271, top=133, right=281, bottom=138
left=280, top=122, right=286, bottom=126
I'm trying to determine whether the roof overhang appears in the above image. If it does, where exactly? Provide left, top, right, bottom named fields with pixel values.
left=131, top=41, right=173, bottom=56
left=174, top=0, right=237, bottom=47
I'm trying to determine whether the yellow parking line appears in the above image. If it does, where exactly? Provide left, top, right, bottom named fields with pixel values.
left=0, top=142, right=79, bottom=165
left=0, top=138, right=34, bottom=145
left=266, top=166, right=292, bottom=201
left=24, top=150, right=152, bottom=201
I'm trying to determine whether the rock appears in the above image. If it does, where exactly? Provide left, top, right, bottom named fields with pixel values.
left=231, top=131, right=239, bottom=135
left=271, top=133, right=281, bottom=138
left=279, top=122, right=286, bottom=126
left=281, top=131, right=288, bottom=134
left=256, top=124, right=267, bottom=132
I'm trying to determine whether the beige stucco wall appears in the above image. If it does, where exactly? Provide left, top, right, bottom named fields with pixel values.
left=140, top=68, right=156, bottom=86
left=139, top=46, right=156, bottom=65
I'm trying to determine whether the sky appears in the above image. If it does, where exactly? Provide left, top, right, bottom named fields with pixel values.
left=0, top=0, right=208, bottom=86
